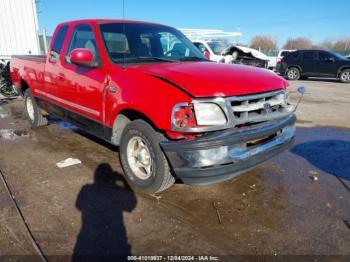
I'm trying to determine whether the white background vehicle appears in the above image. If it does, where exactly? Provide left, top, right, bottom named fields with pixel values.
left=193, top=40, right=269, bottom=68
left=192, top=40, right=224, bottom=62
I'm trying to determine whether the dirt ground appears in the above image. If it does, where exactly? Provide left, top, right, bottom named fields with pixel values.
left=0, top=78, right=349, bottom=261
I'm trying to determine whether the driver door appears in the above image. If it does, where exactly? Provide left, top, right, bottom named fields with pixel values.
left=60, top=23, right=106, bottom=124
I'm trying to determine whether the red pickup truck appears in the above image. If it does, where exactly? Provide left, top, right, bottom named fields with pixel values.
left=10, top=19, right=296, bottom=194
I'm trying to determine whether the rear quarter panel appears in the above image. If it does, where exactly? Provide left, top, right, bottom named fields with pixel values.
left=10, top=56, right=46, bottom=95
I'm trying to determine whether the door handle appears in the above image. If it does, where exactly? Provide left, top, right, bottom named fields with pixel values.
left=58, top=73, right=65, bottom=81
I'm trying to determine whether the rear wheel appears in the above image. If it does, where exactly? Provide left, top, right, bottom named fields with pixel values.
left=119, top=120, right=175, bottom=194
left=286, top=67, right=300, bottom=81
left=339, top=69, right=350, bottom=83
left=24, top=89, right=48, bottom=127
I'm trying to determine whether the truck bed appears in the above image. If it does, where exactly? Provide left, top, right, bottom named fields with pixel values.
left=10, top=55, right=47, bottom=94
left=11, top=55, right=46, bottom=62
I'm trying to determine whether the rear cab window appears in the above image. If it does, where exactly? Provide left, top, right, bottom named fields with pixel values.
left=50, top=25, right=69, bottom=62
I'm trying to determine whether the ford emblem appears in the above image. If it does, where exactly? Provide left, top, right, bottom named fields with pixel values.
left=263, top=103, right=272, bottom=111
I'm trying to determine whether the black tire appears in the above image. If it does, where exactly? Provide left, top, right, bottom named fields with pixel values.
left=24, top=89, right=48, bottom=127
left=339, top=69, right=350, bottom=83
left=286, top=67, right=300, bottom=81
left=119, top=120, right=175, bottom=194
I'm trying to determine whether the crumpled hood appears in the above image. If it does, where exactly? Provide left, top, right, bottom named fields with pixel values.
left=228, top=45, right=270, bottom=61
left=132, top=62, right=288, bottom=98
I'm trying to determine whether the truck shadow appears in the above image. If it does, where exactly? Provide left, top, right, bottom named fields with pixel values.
left=72, top=163, right=137, bottom=261
left=291, top=140, right=350, bottom=183
left=51, top=118, right=119, bottom=152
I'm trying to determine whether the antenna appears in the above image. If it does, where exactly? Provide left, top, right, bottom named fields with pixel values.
left=122, top=0, right=125, bottom=20
left=122, top=0, right=127, bottom=70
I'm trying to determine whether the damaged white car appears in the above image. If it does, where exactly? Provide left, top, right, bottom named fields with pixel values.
left=193, top=40, right=269, bottom=68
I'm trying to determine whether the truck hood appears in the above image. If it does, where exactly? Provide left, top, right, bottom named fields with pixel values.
left=132, top=62, right=288, bottom=98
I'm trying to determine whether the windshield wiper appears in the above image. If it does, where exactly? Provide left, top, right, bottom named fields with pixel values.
left=137, top=56, right=178, bottom=63
left=179, top=57, right=209, bottom=62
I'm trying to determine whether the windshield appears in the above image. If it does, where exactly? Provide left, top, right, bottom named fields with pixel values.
left=207, top=41, right=230, bottom=55
left=99, top=23, right=207, bottom=64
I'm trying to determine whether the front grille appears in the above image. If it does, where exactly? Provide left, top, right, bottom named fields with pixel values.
left=228, top=89, right=292, bottom=125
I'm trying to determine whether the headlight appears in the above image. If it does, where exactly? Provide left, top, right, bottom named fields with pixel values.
left=172, top=102, right=227, bottom=131
left=193, top=103, right=227, bottom=126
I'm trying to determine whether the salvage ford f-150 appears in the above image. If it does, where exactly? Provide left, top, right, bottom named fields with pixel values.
left=10, top=19, right=296, bottom=194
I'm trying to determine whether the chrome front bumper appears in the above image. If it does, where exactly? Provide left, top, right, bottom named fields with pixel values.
left=161, top=114, right=296, bottom=185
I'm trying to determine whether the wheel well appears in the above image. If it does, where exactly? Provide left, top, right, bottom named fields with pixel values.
left=287, top=66, right=302, bottom=73
left=111, top=109, right=158, bottom=146
left=20, top=79, right=29, bottom=96
left=338, top=67, right=350, bottom=77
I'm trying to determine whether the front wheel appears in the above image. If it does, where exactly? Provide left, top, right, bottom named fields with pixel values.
left=339, top=69, right=350, bottom=83
left=286, top=67, right=300, bottom=81
left=119, top=120, right=175, bottom=194
left=24, top=89, right=48, bottom=127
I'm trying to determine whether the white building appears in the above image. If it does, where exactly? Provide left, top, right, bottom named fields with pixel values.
left=0, top=0, right=40, bottom=60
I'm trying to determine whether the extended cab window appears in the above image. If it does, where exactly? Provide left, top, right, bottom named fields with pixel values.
left=99, top=23, right=206, bottom=64
left=66, top=24, right=100, bottom=63
left=50, top=25, right=69, bottom=62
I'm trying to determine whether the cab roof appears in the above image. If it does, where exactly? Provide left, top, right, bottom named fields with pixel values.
left=58, top=19, right=164, bottom=27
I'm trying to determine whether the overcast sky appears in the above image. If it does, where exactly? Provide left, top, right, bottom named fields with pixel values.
left=36, top=0, right=350, bottom=46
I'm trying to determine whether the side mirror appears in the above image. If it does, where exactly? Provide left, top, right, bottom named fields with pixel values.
left=70, top=48, right=98, bottom=68
left=203, top=51, right=211, bottom=60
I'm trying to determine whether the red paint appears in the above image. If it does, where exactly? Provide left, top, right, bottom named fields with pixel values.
left=10, top=19, right=289, bottom=137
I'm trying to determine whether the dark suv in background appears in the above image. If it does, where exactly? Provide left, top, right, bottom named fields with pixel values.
left=277, top=50, right=350, bottom=83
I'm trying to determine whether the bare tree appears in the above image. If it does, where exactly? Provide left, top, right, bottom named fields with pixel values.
left=250, top=35, right=278, bottom=51
left=320, top=37, right=350, bottom=51
left=283, top=37, right=313, bottom=50
left=333, top=38, right=350, bottom=51
left=321, top=37, right=335, bottom=50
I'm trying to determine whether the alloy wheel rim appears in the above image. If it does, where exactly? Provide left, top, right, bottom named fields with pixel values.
left=288, top=69, right=298, bottom=79
left=26, top=97, right=35, bottom=121
left=126, top=136, right=153, bottom=180
left=341, top=72, right=350, bottom=82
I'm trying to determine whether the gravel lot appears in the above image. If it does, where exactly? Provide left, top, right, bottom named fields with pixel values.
left=0, top=78, right=349, bottom=260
